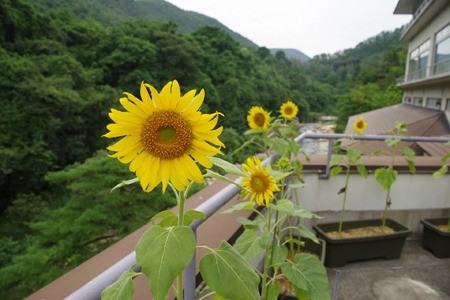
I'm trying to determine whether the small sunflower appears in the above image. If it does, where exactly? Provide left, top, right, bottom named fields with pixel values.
left=353, top=117, right=367, bottom=133
left=280, top=101, right=299, bottom=120
left=104, top=80, right=224, bottom=193
left=247, top=106, right=270, bottom=131
left=241, top=157, right=279, bottom=207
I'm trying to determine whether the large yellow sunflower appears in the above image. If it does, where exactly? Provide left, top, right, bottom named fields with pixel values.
left=280, top=101, right=299, bottom=120
left=353, top=116, right=367, bottom=133
left=247, top=106, right=270, bottom=131
left=241, top=157, right=279, bottom=207
left=104, top=80, right=224, bottom=193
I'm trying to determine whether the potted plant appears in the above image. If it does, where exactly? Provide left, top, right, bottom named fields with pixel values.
left=313, top=121, right=414, bottom=267
left=420, top=147, right=450, bottom=258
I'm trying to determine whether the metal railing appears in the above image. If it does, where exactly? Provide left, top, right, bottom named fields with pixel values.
left=65, top=132, right=450, bottom=300
left=401, top=58, right=450, bottom=84
left=430, top=58, right=450, bottom=76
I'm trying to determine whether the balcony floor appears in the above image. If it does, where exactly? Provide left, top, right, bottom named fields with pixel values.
left=327, top=238, right=450, bottom=299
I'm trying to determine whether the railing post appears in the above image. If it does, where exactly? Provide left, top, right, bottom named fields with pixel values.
left=319, top=138, right=334, bottom=179
left=184, top=229, right=197, bottom=300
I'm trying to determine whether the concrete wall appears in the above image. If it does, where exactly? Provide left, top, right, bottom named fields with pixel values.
left=295, top=170, right=450, bottom=236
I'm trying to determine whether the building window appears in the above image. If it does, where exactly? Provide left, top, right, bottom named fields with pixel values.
left=446, top=99, right=450, bottom=111
left=408, top=40, right=430, bottom=80
left=404, top=97, right=412, bottom=104
left=434, top=24, right=450, bottom=75
left=413, top=97, right=423, bottom=106
left=426, top=98, right=441, bottom=109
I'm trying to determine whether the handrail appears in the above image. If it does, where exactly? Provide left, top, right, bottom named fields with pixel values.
left=65, top=132, right=450, bottom=299
left=295, top=132, right=450, bottom=179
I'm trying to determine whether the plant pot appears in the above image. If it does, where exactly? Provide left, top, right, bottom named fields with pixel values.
left=313, top=218, right=411, bottom=268
left=421, top=217, right=450, bottom=258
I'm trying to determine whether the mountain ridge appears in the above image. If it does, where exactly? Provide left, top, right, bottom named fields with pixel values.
left=270, top=48, right=310, bottom=61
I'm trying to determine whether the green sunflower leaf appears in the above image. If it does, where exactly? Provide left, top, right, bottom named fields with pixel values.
left=183, top=210, right=206, bottom=226
left=221, top=201, right=255, bottom=214
left=356, top=163, right=368, bottom=178
left=374, top=167, right=397, bottom=191
left=204, top=170, right=248, bottom=192
left=209, top=156, right=247, bottom=177
left=199, top=241, right=260, bottom=300
left=295, top=224, right=320, bottom=244
left=346, top=149, right=361, bottom=164
left=281, top=253, right=330, bottom=300
left=433, top=165, right=448, bottom=178
left=111, top=177, right=139, bottom=193
left=101, top=266, right=139, bottom=300
left=151, top=210, right=178, bottom=228
left=329, top=155, right=344, bottom=167
left=267, top=282, right=281, bottom=300
left=330, top=166, right=343, bottom=176
left=233, top=229, right=265, bottom=261
left=136, top=226, right=195, bottom=300
left=269, top=244, right=288, bottom=267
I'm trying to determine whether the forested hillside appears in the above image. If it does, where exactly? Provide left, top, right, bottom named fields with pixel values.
left=32, top=0, right=258, bottom=48
left=304, top=28, right=407, bottom=130
left=0, top=0, right=406, bottom=298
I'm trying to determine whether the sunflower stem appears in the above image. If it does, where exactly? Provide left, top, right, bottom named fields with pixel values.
left=261, top=207, right=273, bottom=300
left=177, top=189, right=186, bottom=300
left=338, top=165, right=351, bottom=233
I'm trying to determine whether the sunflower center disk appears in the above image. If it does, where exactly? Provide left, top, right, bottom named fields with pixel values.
left=357, top=121, right=364, bottom=129
left=141, top=110, right=193, bottom=159
left=253, top=113, right=266, bottom=127
left=250, top=175, right=268, bottom=193
left=284, top=107, right=293, bottom=115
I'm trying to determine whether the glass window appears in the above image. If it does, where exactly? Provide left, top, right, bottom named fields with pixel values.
left=434, top=38, right=450, bottom=74
left=408, top=40, right=430, bottom=80
left=404, top=97, right=411, bottom=104
left=436, top=24, right=450, bottom=43
left=446, top=99, right=450, bottom=111
left=426, top=98, right=441, bottom=109
left=413, top=97, right=423, bottom=106
left=434, top=24, right=450, bottom=75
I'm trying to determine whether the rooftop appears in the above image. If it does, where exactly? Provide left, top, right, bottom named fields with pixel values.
left=345, top=104, right=450, bottom=156
left=329, top=238, right=450, bottom=299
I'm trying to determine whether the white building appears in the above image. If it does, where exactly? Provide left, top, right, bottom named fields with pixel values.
left=395, top=0, right=450, bottom=119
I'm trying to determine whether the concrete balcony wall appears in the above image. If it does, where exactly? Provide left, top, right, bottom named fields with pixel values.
left=296, top=169, right=450, bottom=235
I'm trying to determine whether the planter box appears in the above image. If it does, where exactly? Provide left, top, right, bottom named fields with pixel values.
left=421, top=217, right=450, bottom=258
left=313, top=218, right=411, bottom=268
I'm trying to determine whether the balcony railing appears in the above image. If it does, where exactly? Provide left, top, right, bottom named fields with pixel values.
left=406, top=67, right=427, bottom=81
left=431, top=58, right=450, bottom=76
left=398, top=58, right=450, bottom=85
left=64, top=132, right=450, bottom=300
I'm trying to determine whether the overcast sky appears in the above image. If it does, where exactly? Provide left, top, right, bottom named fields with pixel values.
left=164, top=0, right=412, bottom=57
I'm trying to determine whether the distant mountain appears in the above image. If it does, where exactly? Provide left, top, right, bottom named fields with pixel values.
left=31, top=0, right=258, bottom=48
left=270, top=48, right=310, bottom=62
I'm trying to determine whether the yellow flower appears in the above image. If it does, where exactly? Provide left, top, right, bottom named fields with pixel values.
left=104, top=80, right=224, bottom=193
left=247, top=106, right=270, bottom=131
left=353, top=116, right=367, bottom=133
left=280, top=101, right=299, bottom=119
left=241, top=157, right=279, bottom=207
